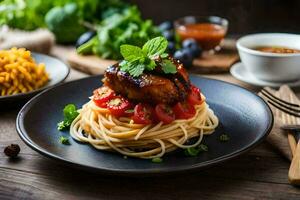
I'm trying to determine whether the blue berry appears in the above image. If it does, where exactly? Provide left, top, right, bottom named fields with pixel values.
left=159, top=21, right=174, bottom=31
left=167, top=42, right=176, bottom=55
left=174, top=49, right=194, bottom=68
left=162, top=30, right=175, bottom=41
left=182, top=39, right=202, bottom=57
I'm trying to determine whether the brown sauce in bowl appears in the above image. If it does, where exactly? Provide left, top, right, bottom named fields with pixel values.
left=176, top=23, right=226, bottom=50
left=254, top=46, right=300, bottom=54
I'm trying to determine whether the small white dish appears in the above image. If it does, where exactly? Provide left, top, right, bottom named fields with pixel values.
left=236, top=33, right=300, bottom=82
left=230, top=62, right=300, bottom=87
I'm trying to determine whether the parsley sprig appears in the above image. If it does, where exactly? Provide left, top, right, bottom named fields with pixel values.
left=59, top=136, right=70, bottom=145
left=119, top=36, right=177, bottom=77
left=57, top=104, right=79, bottom=131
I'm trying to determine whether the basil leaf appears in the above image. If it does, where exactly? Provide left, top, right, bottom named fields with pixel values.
left=161, top=59, right=177, bottom=74
left=142, top=36, right=168, bottom=57
left=120, top=44, right=145, bottom=62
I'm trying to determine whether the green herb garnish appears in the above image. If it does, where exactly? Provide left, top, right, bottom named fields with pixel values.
left=120, top=36, right=177, bottom=77
left=184, top=144, right=208, bottom=157
left=57, top=104, right=79, bottom=131
left=152, top=157, right=163, bottom=163
left=219, top=134, right=230, bottom=142
left=185, top=147, right=199, bottom=157
left=59, top=136, right=70, bottom=145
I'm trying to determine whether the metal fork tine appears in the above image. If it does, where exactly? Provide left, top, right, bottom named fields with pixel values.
left=262, top=88, right=300, bottom=108
left=261, top=90, right=300, bottom=113
left=265, top=99, right=300, bottom=118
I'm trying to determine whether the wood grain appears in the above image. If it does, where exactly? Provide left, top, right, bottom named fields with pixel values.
left=289, top=140, right=300, bottom=185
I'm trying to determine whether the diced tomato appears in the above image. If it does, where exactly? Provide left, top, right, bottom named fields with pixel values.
left=154, top=104, right=175, bottom=124
left=173, top=102, right=196, bottom=119
left=106, top=96, right=131, bottom=117
left=93, top=86, right=115, bottom=108
left=187, top=85, right=202, bottom=105
left=132, top=103, right=154, bottom=124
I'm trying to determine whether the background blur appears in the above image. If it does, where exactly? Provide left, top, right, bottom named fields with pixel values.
left=130, top=0, right=300, bottom=34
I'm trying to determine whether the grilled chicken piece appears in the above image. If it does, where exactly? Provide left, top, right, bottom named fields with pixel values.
left=103, top=59, right=190, bottom=105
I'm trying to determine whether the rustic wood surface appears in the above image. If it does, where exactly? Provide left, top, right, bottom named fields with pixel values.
left=1, top=55, right=300, bottom=199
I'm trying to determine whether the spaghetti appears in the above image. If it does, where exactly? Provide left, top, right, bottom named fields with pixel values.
left=70, top=94, right=218, bottom=159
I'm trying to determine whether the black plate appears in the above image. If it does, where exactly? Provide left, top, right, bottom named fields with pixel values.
left=16, top=75, right=273, bottom=175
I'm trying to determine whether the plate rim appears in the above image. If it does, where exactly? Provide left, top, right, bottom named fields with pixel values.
left=16, top=74, right=274, bottom=175
left=0, top=52, right=70, bottom=100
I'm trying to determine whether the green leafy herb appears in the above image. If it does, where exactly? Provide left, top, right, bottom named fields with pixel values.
left=120, top=45, right=145, bottom=62
left=142, top=36, right=168, bottom=57
left=219, top=134, right=230, bottom=142
left=77, top=6, right=160, bottom=59
left=57, top=104, right=79, bottom=131
left=0, top=0, right=127, bottom=43
left=185, top=147, right=199, bottom=157
left=152, top=157, right=163, bottom=163
left=184, top=144, right=208, bottom=157
left=120, top=36, right=177, bottom=77
left=59, top=136, right=70, bottom=145
left=161, top=59, right=177, bottom=74
left=160, top=53, right=169, bottom=59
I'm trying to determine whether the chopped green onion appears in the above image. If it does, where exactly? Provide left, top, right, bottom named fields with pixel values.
left=184, top=147, right=200, bottom=157
left=152, top=157, right=163, bottom=163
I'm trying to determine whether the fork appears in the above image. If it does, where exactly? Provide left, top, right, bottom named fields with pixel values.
left=259, top=87, right=300, bottom=185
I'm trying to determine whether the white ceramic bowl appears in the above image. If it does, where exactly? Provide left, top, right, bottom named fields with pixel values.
left=236, top=33, right=300, bottom=82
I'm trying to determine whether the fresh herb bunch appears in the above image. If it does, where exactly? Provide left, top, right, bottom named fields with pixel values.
left=119, top=36, right=177, bottom=77
left=57, top=104, right=79, bottom=131
left=0, top=0, right=127, bottom=42
left=77, top=6, right=160, bottom=59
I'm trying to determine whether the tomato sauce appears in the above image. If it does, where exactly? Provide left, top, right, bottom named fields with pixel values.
left=176, top=23, right=226, bottom=50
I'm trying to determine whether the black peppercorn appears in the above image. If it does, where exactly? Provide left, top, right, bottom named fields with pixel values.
left=4, top=144, right=20, bottom=158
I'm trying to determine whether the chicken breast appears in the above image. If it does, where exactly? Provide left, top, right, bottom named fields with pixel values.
left=103, top=60, right=190, bottom=105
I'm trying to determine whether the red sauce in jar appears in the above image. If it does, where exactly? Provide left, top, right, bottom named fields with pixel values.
left=176, top=23, right=226, bottom=50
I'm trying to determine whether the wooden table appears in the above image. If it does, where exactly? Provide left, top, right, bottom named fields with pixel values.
left=1, top=68, right=300, bottom=200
